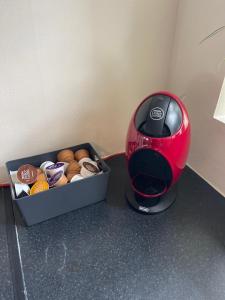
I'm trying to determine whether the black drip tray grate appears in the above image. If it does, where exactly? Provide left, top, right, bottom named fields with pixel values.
left=132, top=174, right=167, bottom=196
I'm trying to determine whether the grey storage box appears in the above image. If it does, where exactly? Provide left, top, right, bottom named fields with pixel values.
left=6, top=143, right=110, bottom=226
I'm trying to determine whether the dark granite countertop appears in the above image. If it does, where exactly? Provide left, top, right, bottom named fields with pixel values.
left=1, top=156, right=225, bottom=300
left=0, top=189, right=14, bottom=300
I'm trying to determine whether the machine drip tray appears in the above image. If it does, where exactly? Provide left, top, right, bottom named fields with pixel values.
left=126, top=183, right=177, bottom=214
left=132, top=174, right=167, bottom=196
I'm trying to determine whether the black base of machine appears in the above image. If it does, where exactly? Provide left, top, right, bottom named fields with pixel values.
left=126, top=183, right=177, bottom=214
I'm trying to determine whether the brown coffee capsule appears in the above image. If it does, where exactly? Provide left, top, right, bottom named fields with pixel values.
left=74, top=149, right=89, bottom=161
left=66, top=160, right=81, bottom=174
left=17, top=164, right=38, bottom=184
left=57, top=149, right=74, bottom=163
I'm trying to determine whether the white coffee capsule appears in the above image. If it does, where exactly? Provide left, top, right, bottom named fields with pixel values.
left=40, top=161, right=54, bottom=172
left=80, top=162, right=100, bottom=178
left=45, top=162, right=65, bottom=177
left=78, top=157, right=95, bottom=167
left=70, top=174, right=84, bottom=183
left=58, top=162, right=69, bottom=172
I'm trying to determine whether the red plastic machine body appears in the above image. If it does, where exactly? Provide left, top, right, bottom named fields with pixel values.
left=125, top=91, right=190, bottom=212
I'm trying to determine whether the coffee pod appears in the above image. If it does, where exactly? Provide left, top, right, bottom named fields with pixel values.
left=40, top=161, right=54, bottom=172
left=78, top=157, right=93, bottom=167
left=48, top=171, right=66, bottom=187
left=79, top=158, right=100, bottom=172
left=36, top=172, right=47, bottom=182
left=80, top=162, right=100, bottom=178
left=54, top=174, right=68, bottom=187
left=14, top=183, right=30, bottom=197
left=30, top=180, right=49, bottom=195
left=57, top=149, right=74, bottom=163
left=58, top=162, right=69, bottom=172
left=70, top=174, right=84, bottom=183
left=10, top=171, right=21, bottom=184
left=45, top=162, right=65, bottom=177
left=66, top=160, right=81, bottom=174
left=17, top=164, right=38, bottom=184
left=74, top=149, right=89, bottom=161
left=66, top=170, right=80, bottom=182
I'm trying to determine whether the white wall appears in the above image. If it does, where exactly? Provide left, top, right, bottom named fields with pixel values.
left=169, top=0, right=225, bottom=195
left=0, top=0, right=178, bottom=182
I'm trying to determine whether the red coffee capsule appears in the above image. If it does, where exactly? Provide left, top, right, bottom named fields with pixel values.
left=17, top=164, right=38, bottom=184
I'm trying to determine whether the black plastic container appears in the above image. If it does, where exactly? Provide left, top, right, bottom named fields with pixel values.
left=6, top=143, right=110, bottom=226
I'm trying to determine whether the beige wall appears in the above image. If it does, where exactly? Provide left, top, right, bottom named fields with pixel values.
left=169, top=0, right=225, bottom=195
left=0, top=0, right=178, bottom=181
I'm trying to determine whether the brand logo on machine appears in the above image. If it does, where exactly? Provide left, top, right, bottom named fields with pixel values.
left=150, top=107, right=164, bottom=120
left=138, top=206, right=150, bottom=213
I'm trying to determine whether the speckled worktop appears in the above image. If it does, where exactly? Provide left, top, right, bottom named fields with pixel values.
left=1, top=156, right=225, bottom=300
left=0, top=189, right=14, bottom=300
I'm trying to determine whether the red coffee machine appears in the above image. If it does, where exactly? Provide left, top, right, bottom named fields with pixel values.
left=126, top=91, right=190, bottom=213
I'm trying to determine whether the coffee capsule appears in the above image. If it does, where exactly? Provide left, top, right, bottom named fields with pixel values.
left=78, top=157, right=93, bottom=167
left=30, top=180, right=49, bottom=195
left=80, top=161, right=100, bottom=178
left=45, top=162, right=65, bottom=177
left=40, top=161, right=54, bottom=172
left=70, top=174, right=84, bottom=183
left=66, top=160, right=81, bottom=174
left=58, top=162, right=69, bottom=172
left=47, top=171, right=64, bottom=187
left=54, top=174, right=68, bottom=187
left=74, top=149, right=89, bottom=161
left=66, top=170, right=80, bottom=182
left=36, top=172, right=47, bottom=182
left=57, top=149, right=74, bottom=163
left=17, top=164, right=37, bottom=184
